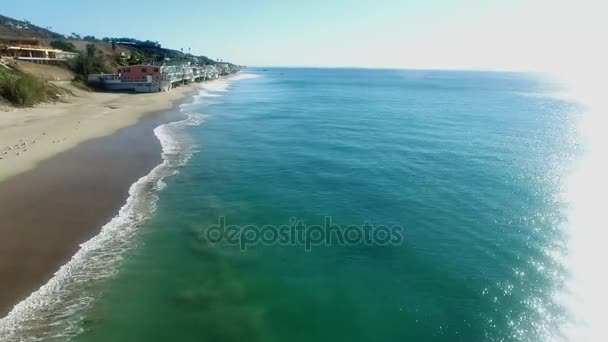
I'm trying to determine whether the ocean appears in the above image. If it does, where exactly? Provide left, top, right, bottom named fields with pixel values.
left=0, top=68, right=586, bottom=341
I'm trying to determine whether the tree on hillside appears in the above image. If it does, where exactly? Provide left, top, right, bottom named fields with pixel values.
left=71, top=45, right=109, bottom=76
left=50, top=40, right=77, bottom=52
left=86, top=44, right=96, bottom=57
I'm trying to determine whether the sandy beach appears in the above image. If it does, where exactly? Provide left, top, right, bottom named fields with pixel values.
left=0, top=83, right=200, bottom=183
left=0, top=83, right=203, bottom=315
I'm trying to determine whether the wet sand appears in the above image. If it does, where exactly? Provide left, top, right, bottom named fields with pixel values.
left=0, top=108, right=183, bottom=316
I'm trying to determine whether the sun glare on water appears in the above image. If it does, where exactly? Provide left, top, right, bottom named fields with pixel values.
left=551, top=30, right=608, bottom=339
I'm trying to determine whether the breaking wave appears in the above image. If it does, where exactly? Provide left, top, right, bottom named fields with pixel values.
left=0, top=74, right=256, bottom=341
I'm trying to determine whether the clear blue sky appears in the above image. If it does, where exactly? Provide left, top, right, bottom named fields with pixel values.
left=1, top=0, right=600, bottom=71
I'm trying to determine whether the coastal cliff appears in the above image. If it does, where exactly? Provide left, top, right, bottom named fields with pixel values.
left=0, top=13, right=242, bottom=107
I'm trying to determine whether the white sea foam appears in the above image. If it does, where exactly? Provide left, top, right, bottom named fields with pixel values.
left=0, top=74, right=257, bottom=341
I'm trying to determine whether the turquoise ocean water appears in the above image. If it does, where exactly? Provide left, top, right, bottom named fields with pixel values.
left=0, top=69, right=584, bottom=341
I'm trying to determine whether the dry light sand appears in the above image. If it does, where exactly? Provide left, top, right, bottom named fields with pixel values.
left=0, top=83, right=200, bottom=183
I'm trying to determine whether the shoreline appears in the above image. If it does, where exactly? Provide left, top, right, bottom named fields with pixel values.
left=0, top=77, right=236, bottom=318
left=0, top=82, right=203, bottom=184
left=0, top=74, right=253, bottom=339
left=0, top=104, right=183, bottom=317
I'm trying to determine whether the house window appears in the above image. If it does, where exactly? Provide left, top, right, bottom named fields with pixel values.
left=154, top=68, right=159, bottom=72
left=142, top=68, right=147, bottom=72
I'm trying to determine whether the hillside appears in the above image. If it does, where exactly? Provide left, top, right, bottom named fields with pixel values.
left=0, top=65, right=69, bottom=107
left=0, top=13, right=233, bottom=68
left=0, top=14, right=63, bottom=39
left=6, top=59, right=74, bottom=81
left=0, top=13, right=240, bottom=107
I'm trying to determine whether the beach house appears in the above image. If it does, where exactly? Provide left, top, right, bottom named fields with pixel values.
left=88, top=63, right=197, bottom=93
left=0, top=37, right=78, bottom=64
left=88, top=65, right=169, bottom=93
left=119, top=65, right=163, bottom=83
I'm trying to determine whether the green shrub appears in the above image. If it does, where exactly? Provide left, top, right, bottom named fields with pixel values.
left=0, top=71, right=53, bottom=106
left=50, top=40, right=77, bottom=52
left=69, top=52, right=112, bottom=75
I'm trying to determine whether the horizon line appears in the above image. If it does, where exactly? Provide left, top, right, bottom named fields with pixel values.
left=243, top=65, right=547, bottom=74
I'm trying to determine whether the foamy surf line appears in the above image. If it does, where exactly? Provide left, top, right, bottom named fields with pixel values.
left=0, top=73, right=257, bottom=341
